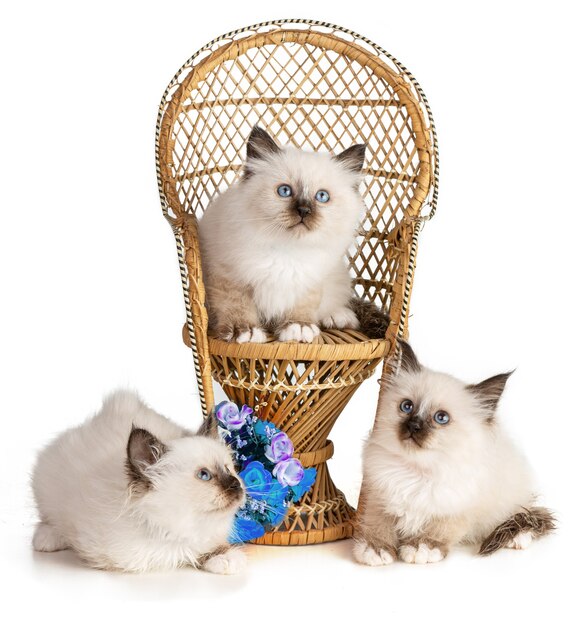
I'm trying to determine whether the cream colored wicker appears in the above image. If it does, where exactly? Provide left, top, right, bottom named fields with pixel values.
left=156, top=19, right=438, bottom=545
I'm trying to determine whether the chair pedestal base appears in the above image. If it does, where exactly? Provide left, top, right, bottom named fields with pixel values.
left=251, top=440, right=356, bottom=546
left=207, top=331, right=389, bottom=546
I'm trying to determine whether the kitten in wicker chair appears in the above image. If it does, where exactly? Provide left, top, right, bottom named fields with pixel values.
left=354, top=341, right=555, bottom=566
left=32, top=391, right=247, bottom=573
left=199, top=125, right=387, bottom=343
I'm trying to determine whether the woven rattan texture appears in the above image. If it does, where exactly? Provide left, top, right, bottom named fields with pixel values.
left=157, top=19, right=438, bottom=545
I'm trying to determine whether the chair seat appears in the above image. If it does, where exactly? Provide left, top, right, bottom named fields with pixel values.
left=207, top=328, right=390, bottom=361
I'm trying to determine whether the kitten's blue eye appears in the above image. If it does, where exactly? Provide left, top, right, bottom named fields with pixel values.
left=433, top=411, right=450, bottom=425
left=277, top=184, right=292, bottom=197
left=315, top=189, right=330, bottom=203
left=197, top=468, right=212, bottom=481
left=400, top=399, right=413, bottom=414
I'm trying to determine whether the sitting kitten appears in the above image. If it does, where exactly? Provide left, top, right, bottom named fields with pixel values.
left=199, top=125, right=377, bottom=343
left=32, top=390, right=246, bottom=574
left=354, top=342, right=554, bottom=565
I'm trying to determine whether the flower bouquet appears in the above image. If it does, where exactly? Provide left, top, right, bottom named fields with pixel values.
left=215, top=401, right=317, bottom=542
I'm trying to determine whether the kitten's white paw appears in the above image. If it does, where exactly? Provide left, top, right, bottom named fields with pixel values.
left=399, top=542, right=445, bottom=564
left=249, top=327, right=268, bottom=343
left=507, top=531, right=533, bottom=550
left=322, top=308, right=360, bottom=330
left=203, top=548, right=247, bottom=575
left=236, top=327, right=267, bottom=343
left=353, top=541, right=395, bottom=566
left=33, top=523, right=68, bottom=552
left=278, top=323, right=320, bottom=343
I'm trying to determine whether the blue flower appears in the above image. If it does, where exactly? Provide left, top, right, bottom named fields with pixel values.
left=253, top=419, right=275, bottom=438
left=267, top=481, right=289, bottom=506
left=239, top=461, right=273, bottom=500
left=229, top=517, right=265, bottom=543
left=267, top=501, right=289, bottom=526
left=291, top=467, right=317, bottom=501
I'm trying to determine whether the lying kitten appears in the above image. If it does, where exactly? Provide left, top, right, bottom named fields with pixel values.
left=32, top=390, right=246, bottom=574
left=199, top=125, right=383, bottom=343
left=354, top=342, right=554, bottom=565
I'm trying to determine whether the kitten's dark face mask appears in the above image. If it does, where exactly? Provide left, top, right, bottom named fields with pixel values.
left=398, top=409, right=432, bottom=448
left=397, top=401, right=451, bottom=448
left=279, top=183, right=322, bottom=232
left=208, top=467, right=245, bottom=510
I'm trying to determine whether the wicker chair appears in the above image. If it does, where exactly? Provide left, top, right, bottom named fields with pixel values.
left=156, top=19, right=438, bottom=546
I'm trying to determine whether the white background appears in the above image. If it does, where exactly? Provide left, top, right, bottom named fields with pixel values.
left=1, top=0, right=575, bottom=621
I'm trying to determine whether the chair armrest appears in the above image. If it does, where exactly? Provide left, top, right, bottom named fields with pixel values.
left=383, top=217, right=425, bottom=357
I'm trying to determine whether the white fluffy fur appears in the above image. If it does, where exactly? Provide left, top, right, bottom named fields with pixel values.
left=199, top=144, right=365, bottom=333
left=362, top=365, right=535, bottom=545
left=32, top=391, right=246, bottom=573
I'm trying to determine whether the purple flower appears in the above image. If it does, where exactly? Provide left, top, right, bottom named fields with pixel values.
left=264, top=431, right=294, bottom=463
left=273, top=458, right=304, bottom=487
left=215, top=402, right=253, bottom=431
left=239, top=405, right=254, bottom=420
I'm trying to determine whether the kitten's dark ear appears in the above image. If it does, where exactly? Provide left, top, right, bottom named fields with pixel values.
left=196, top=412, right=217, bottom=439
left=467, top=371, right=514, bottom=415
left=334, top=144, right=366, bottom=174
left=398, top=339, right=421, bottom=374
left=126, top=426, right=167, bottom=486
left=246, top=126, right=280, bottom=161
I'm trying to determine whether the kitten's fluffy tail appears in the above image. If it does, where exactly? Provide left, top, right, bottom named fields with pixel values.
left=479, top=506, right=556, bottom=556
left=350, top=297, right=390, bottom=339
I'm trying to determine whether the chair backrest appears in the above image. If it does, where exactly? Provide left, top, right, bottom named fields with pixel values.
left=156, top=19, right=438, bottom=317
